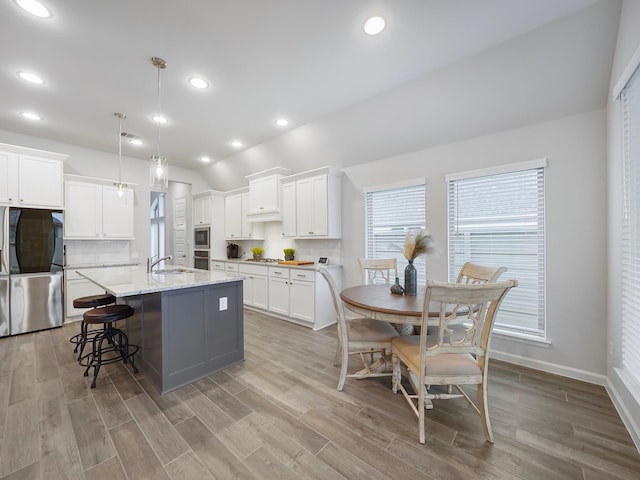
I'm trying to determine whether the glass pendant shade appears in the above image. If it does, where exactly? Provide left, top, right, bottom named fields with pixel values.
left=150, top=154, right=168, bottom=189
left=150, top=56, right=168, bottom=190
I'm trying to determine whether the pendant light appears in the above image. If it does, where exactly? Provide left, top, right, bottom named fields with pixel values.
left=150, top=56, right=168, bottom=189
left=114, top=112, right=127, bottom=197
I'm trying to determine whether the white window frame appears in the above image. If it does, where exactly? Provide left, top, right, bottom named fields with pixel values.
left=619, top=56, right=640, bottom=394
left=446, top=159, right=547, bottom=340
left=363, top=179, right=426, bottom=285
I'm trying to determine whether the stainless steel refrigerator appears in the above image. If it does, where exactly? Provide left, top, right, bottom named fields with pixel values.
left=0, top=206, right=64, bottom=337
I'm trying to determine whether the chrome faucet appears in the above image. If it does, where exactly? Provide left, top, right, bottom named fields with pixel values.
left=147, top=255, right=173, bottom=273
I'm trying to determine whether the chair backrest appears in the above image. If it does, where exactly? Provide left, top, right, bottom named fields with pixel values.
left=318, top=267, right=349, bottom=348
left=358, top=258, right=398, bottom=285
left=421, top=279, right=517, bottom=360
left=455, top=262, right=507, bottom=285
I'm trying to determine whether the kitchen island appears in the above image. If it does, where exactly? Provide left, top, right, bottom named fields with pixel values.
left=77, top=265, right=244, bottom=394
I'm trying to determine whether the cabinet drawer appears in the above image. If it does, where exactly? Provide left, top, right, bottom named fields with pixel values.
left=225, top=263, right=240, bottom=273
left=239, top=264, right=269, bottom=276
left=289, top=269, right=315, bottom=282
left=211, top=261, right=225, bottom=271
left=268, top=266, right=290, bottom=278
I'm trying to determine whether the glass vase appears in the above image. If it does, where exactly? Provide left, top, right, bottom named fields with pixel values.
left=404, top=260, right=417, bottom=296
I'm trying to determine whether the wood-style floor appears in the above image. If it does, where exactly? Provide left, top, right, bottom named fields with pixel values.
left=0, top=309, right=639, bottom=480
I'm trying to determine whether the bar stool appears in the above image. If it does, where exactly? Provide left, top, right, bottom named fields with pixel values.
left=69, top=293, right=116, bottom=360
left=78, top=304, right=139, bottom=388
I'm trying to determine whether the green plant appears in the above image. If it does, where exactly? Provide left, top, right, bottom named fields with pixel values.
left=283, top=248, right=295, bottom=257
left=251, top=247, right=264, bottom=255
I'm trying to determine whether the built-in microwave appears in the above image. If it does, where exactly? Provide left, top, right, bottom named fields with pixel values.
left=194, top=227, right=210, bottom=249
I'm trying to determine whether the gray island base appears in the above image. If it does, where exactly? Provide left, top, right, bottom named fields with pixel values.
left=77, top=266, right=244, bottom=394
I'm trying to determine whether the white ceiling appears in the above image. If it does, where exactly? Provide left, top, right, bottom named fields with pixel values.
left=0, top=0, right=619, bottom=189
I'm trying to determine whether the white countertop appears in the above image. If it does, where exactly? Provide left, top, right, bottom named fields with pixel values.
left=213, top=258, right=341, bottom=270
left=76, top=265, right=242, bottom=297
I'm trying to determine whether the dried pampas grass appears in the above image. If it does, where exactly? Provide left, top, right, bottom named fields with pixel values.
left=401, top=229, right=435, bottom=261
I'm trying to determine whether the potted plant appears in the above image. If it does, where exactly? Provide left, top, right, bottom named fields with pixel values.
left=251, top=247, right=264, bottom=260
left=283, top=248, right=295, bottom=261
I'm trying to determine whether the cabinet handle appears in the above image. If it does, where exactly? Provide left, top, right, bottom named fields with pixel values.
left=296, top=274, right=305, bottom=278
left=259, top=207, right=264, bottom=210
left=274, top=271, right=282, bottom=275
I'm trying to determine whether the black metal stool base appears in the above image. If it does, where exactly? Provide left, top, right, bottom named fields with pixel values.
left=78, top=304, right=137, bottom=388
left=69, top=293, right=116, bottom=361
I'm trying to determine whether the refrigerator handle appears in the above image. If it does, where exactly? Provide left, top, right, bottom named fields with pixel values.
left=1, top=208, right=8, bottom=274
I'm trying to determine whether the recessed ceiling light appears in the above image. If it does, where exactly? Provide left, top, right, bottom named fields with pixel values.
left=130, top=139, right=144, bottom=146
left=17, top=71, right=44, bottom=84
left=276, top=118, right=289, bottom=127
left=151, top=115, right=167, bottom=124
left=364, top=16, right=385, bottom=35
left=200, top=156, right=211, bottom=163
left=230, top=140, right=243, bottom=148
left=189, top=77, right=208, bottom=89
left=16, top=0, right=51, bottom=18
left=20, top=111, right=41, bottom=120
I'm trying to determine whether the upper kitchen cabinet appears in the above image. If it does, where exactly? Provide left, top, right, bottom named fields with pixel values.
left=64, top=177, right=134, bottom=239
left=280, top=180, right=297, bottom=237
left=225, top=189, right=264, bottom=240
left=0, top=144, right=67, bottom=208
left=245, top=167, right=291, bottom=222
left=293, top=167, right=342, bottom=238
left=193, top=192, right=212, bottom=225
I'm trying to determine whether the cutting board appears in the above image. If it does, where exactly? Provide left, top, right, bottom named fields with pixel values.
left=277, top=260, right=315, bottom=266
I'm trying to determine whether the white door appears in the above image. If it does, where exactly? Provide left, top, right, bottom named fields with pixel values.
left=173, top=195, right=188, bottom=266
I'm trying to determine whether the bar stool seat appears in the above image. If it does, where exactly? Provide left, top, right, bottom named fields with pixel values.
left=78, top=304, right=139, bottom=388
left=69, top=293, right=117, bottom=359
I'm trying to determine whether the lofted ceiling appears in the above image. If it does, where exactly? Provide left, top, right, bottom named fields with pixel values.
left=0, top=0, right=620, bottom=190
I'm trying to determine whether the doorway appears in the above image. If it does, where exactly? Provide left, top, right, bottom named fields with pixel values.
left=151, top=182, right=192, bottom=267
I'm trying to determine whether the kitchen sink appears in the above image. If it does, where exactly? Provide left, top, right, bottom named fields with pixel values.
left=152, top=268, right=192, bottom=275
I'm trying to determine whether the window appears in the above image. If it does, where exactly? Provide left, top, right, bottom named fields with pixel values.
left=447, top=160, right=546, bottom=338
left=364, top=181, right=426, bottom=285
left=150, top=191, right=166, bottom=260
left=621, top=64, right=640, bottom=389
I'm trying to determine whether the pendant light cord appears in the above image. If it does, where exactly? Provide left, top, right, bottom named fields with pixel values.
left=156, top=63, right=161, bottom=158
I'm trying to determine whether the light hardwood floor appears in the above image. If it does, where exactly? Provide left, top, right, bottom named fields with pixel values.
left=0, top=309, right=639, bottom=480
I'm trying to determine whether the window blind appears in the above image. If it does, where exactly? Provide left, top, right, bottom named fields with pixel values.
left=364, top=183, right=426, bottom=285
left=621, top=65, right=640, bottom=389
left=447, top=165, right=546, bottom=337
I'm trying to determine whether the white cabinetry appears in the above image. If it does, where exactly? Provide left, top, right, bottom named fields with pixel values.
left=240, top=264, right=268, bottom=309
left=0, top=145, right=66, bottom=208
left=281, top=181, right=297, bottom=237
left=193, top=193, right=212, bottom=225
left=245, top=167, right=291, bottom=222
left=225, top=190, right=264, bottom=240
left=64, top=179, right=134, bottom=239
left=64, top=269, right=104, bottom=319
left=267, top=265, right=340, bottom=330
left=296, top=170, right=341, bottom=238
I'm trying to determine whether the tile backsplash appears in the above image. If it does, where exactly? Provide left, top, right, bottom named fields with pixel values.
left=65, top=240, right=132, bottom=266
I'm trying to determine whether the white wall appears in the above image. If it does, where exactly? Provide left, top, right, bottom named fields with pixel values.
left=606, top=0, right=640, bottom=449
left=0, top=128, right=212, bottom=263
left=343, top=109, right=608, bottom=380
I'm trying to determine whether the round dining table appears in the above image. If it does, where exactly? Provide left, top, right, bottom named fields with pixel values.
left=340, top=284, right=428, bottom=325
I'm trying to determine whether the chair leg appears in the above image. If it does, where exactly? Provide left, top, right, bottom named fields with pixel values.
left=478, top=381, right=494, bottom=443
left=391, top=352, right=400, bottom=393
left=418, top=376, right=426, bottom=444
left=337, top=346, right=349, bottom=391
left=333, top=341, right=341, bottom=366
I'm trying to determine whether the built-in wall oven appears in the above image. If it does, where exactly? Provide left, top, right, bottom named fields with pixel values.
left=194, top=250, right=209, bottom=270
left=194, top=226, right=210, bottom=249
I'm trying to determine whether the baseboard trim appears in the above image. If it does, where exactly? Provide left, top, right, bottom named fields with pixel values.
left=605, top=378, right=640, bottom=452
left=490, top=349, right=607, bottom=385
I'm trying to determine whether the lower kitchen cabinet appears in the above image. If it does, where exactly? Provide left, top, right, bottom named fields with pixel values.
left=239, top=263, right=268, bottom=309
left=64, top=269, right=103, bottom=319
left=266, top=265, right=341, bottom=330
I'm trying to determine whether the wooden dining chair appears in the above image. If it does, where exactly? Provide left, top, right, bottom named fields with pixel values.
left=358, top=258, right=398, bottom=285
left=319, top=268, right=400, bottom=391
left=455, top=262, right=507, bottom=284
left=391, top=279, right=517, bottom=444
